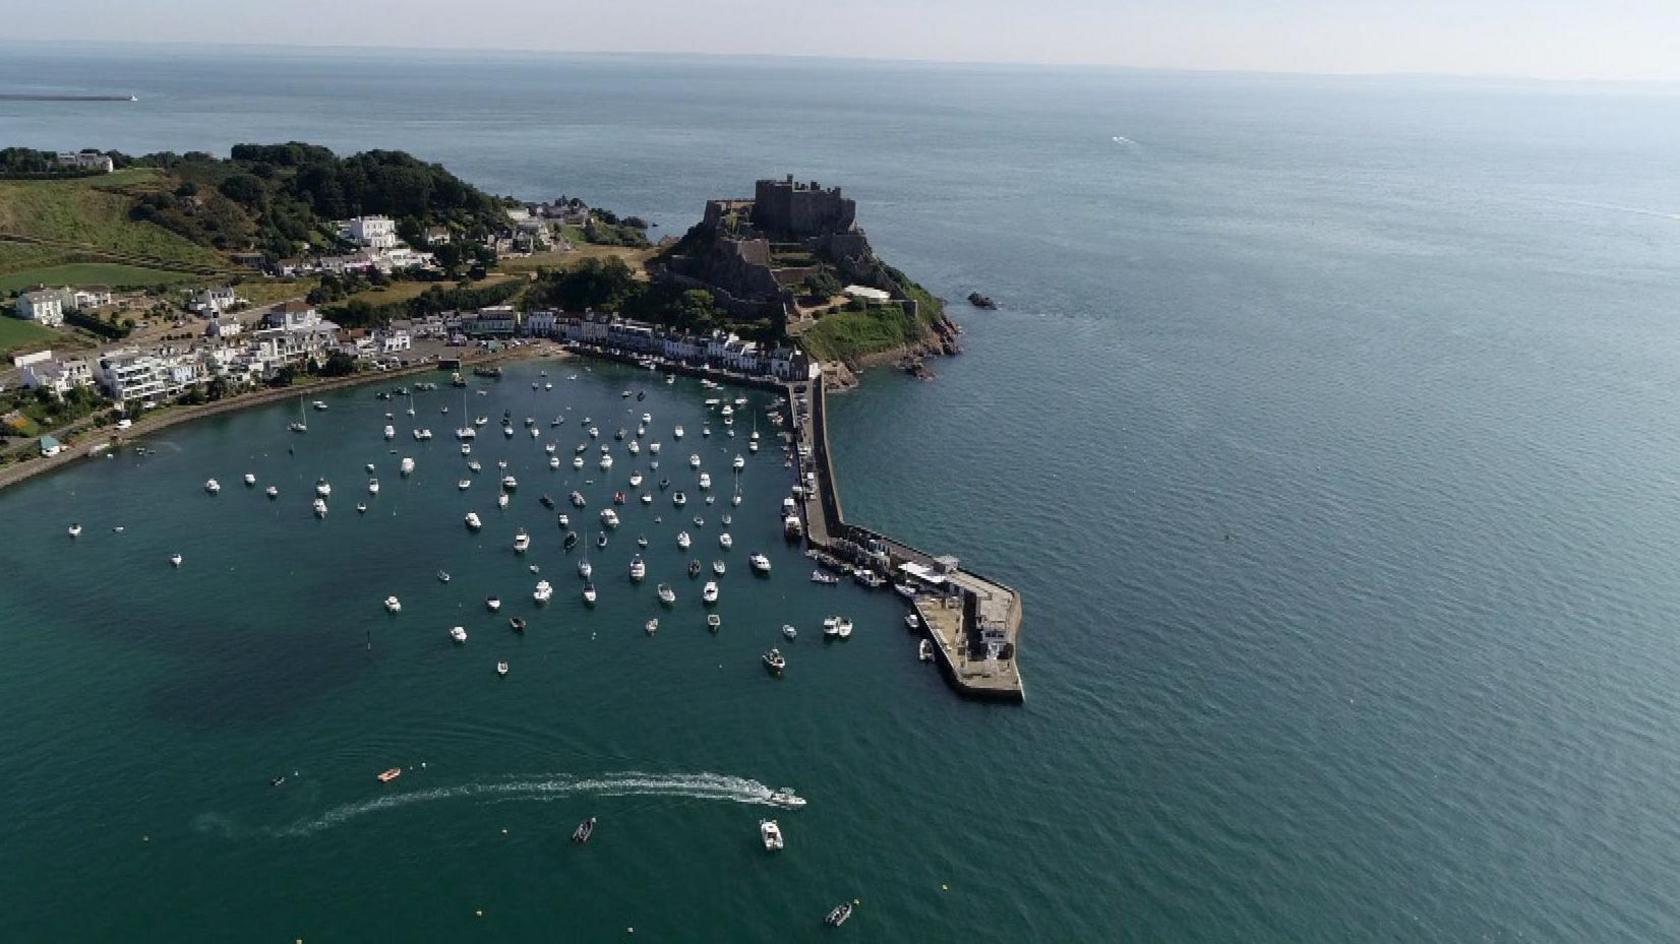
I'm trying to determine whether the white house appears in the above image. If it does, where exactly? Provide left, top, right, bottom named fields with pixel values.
left=378, top=329, right=412, bottom=354
left=71, top=286, right=112, bottom=310
left=342, top=215, right=398, bottom=250
left=15, top=289, right=68, bottom=326
left=191, top=286, right=240, bottom=315
left=206, top=317, right=244, bottom=338
left=262, top=301, right=321, bottom=331
left=524, top=310, right=558, bottom=338
left=21, top=358, right=93, bottom=398
left=54, top=150, right=113, bottom=173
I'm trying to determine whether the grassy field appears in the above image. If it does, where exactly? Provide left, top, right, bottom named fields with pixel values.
left=797, top=303, right=922, bottom=363
left=0, top=262, right=199, bottom=294
left=232, top=277, right=319, bottom=308
left=496, top=246, right=656, bottom=277
left=0, top=317, right=59, bottom=357
left=343, top=273, right=521, bottom=309
left=0, top=169, right=231, bottom=278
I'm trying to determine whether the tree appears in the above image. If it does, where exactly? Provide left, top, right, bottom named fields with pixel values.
left=318, top=351, right=358, bottom=377
left=218, top=173, right=265, bottom=207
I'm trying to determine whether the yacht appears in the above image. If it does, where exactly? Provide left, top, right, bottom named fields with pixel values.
left=533, top=580, right=553, bottom=603
left=384, top=595, right=401, bottom=613
left=312, top=498, right=328, bottom=518
left=243, top=472, right=257, bottom=487
left=759, top=819, right=784, bottom=852
left=169, top=552, right=183, bottom=568
left=628, top=555, right=646, bottom=582
left=644, top=618, right=659, bottom=635
left=265, top=485, right=279, bottom=499
left=600, top=508, right=620, bottom=528
left=497, top=492, right=510, bottom=509
left=458, top=478, right=472, bottom=491
left=657, top=583, right=676, bottom=605
left=713, top=560, right=727, bottom=576
left=465, top=511, right=483, bottom=531
left=836, top=617, right=853, bottom=639
left=689, top=454, right=702, bottom=470
left=502, top=475, right=518, bottom=490
left=688, top=559, right=703, bottom=579
left=368, top=478, right=380, bottom=495
left=582, top=580, right=597, bottom=605
left=66, top=523, right=82, bottom=538
left=718, top=532, right=733, bottom=550
left=673, top=491, right=687, bottom=508
left=811, top=570, right=839, bottom=585
left=750, top=553, right=771, bottom=574
left=825, top=903, right=853, bottom=928
left=919, top=639, right=935, bottom=662
left=485, top=596, right=501, bottom=612
left=702, top=581, right=719, bottom=604
left=497, top=660, right=509, bottom=677
left=766, top=788, right=806, bottom=809
left=449, top=625, right=468, bottom=644
left=628, top=471, right=644, bottom=487
left=513, top=529, right=531, bottom=553
left=673, top=425, right=684, bottom=439
left=707, top=613, right=721, bottom=633
left=315, top=478, right=331, bottom=498
left=676, top=531, right=692, bottom=550
left=204, top=478, right=221, bottom=494
left=698, top=472, right=712, bottom=490
left=782, top=624, right=798, bottom=641
left=762, top=648, right=786, bottom=676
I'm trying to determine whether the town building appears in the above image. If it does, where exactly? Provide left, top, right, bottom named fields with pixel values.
left=96, top=349, right=200, bottom=407
left=71, top=286, right=113, bottom=310
left=191, top=286, right=240, bottom=315
left=53, top=150, right=113, bottom=173
left=341, top=215, right=398, bottom=250
left=15, top=288, right=68, bottom=326
left=21, top=358, right=94, bottom=399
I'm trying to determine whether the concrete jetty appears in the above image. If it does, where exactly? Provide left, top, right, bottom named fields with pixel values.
left=789, top=374, right=1025, bottom=702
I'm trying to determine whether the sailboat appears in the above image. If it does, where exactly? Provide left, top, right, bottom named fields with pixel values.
left=406, top=391, right=416, bottom=417
left=288, top=398, right=308, bottom=433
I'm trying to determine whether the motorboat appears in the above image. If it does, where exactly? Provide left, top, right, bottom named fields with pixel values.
left=461, top=443, right=473, bottom=456
left=588, top=426, right=600, bottom=439
left=688, top=559, right=702, bottom=579
left=825, top=903, right=853, bottom=928
left=689, top=453, right=702, bottom=470
left=312, top=498, right=328, bottom=518
left=628, top=439, right=640, bottom=455
left=204, top=478, right=221, bottom=494
left=919, top=639, right=935, bottom=661
left=718, top=532, right=733, bottom=550
left=659, top=478, right=670, bottom=491
left=600, top=508, right=620, bottom=528
left=676, top=531, right=692, bottom=550
left=573, top=456, right=586, bottom=469
left=835, top=617, right=853, bottom=639
left=378, top=768, right=402, bottom=784
left=707, top=613, right=721, bottom=633
left=649, top=442, right=661, bottom=454
left=497, top=492, right=510, bottom=509
left=558, top=513, right=570, bottom=529
left=824, top=617, right=840, bottom=640
left=368, top=478, right=380, bottom=495
left=905, top=613, right=922, bottom=630
left=702, top=581, right=719, bottom=604
left=613, top=491, right=626, bottom=506
left=673, top=425, right=684, bottom=439
left=766, top=788, right=807, bottom=809
left=315, top=478, right=332, bottom=498
left=636, top=534, right=649, bottom=548
left=698, top=472, right=712, bottom=490
left=760, top=819, right=784, bottom=851
left=533, top=580, right=553, bottom=603
left=540, top=494, right=556, bottom=509
left=510, top=616, right=527, bottom=632
left=644, top=617, right=659, bottom=635
left=657, top=583, right=676, bottom=605
left=750, top=553, right=771, bottom=574
left=673, top=491, right=687, bottom=507
left=485, top=596, right=501, bottom=612
left=563, top=530, right=579, bottom=550
left=169, top=552, right=183, bottom=568
left=502, top=475, right=518, bottom=490
left=549, top=456, right=561, bottom=469
left=449, top=625, right=468, bottom=644
left=458, top=478, right=472, bottom=491
left=762, top=648, right=785, bottom=676
left=514, top=529, right=531, bottom=553
left=529, top=427, right=540, bottom=439
left=356, top=503, right=368, bottom=514
left=384, top=595, right=401, bottom=614
left=811, top=570, right=839, bottom=585
left=243, top=472, right=257, bottom=487
left=782, top=624, right=798, bottom=641
left=572, top=817, right=596, bottom=843
left=496, top=660, right=509, bottom=677
left=733, top=454, right=745, bottom=471
left=465, top=511, right=483, bottom=531
left=570, top=491, right=587, bottom=508
left=629, top=555, right=646, bottom=582
left=894, top=583, right=919, bottom=600
left=66, top=523, right=82, bottom=538
left=629, top=471, right=644, bottom=487
left=640, top=493, right=653, bottom=504
left=438, top=570, right=452, bottom=583
left=596, top=531, right=609, bottom=548
left=265, top=485, right=279, bottom=499
left=582, top=581, right=597, bottom=605
left=713, top=560, right=726, bottom=576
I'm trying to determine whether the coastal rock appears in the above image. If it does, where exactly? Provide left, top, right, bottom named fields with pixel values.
left=966, top=291, right=997, bottom=310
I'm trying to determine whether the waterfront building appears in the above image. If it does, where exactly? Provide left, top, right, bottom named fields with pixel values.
left=96, top=349, right=199, bottom=407
left=262, top=301, right=322, bottom=331
left=524, top=309, right=558, bottom=338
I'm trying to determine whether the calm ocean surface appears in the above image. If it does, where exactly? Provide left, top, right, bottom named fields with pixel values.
left=4, top=45, right=1680, bottom=941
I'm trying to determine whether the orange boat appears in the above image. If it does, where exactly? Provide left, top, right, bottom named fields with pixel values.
left=377, top=767, right=402, bottom=783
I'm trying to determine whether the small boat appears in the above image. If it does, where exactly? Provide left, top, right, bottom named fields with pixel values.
left=312, top=498, right=328, bottom=518
left=385, top=595, right=402, bottom=613
left=600, top=508, right=620, bottom=528
left=465, top=511, right=483, bottom=531
left=270, top=775, right=286, bottom=787
left=400, top=457, right=416, bottom=476
left=368, top=478, right=380, bottom=495
left=824, top=617, right=840, bottom=640
left=502, top=475, right=518, bottom=490
left=570, top=491, right=587, bottom=508
left=496, top=660, right=509, bottom=677
left=707, top=613, right=721, bottom=633
left=688, top=559, right=702, bottom=579
left=894, top=583, right=919, bottom=600
left=760, top=819, right=784, bottom=851
left=312, top=400, right=328, bottom=411
left=673, top=491, right=687, bottom=508
left=557, top=514, right=570, bottom=528
left=629, top=555, right=646, bottom=582
left=497, top=492, right=510, bottom=509
left=674, top=425, right=685, bottom=439
left=596, top=531, right=608, bottom=549
left=582, top=580, right=597, bottom=605
left=694, top=516, right=705, bottom=527
left=689, top=453, right=702, bottom=470
left=762, top=648, right=786, bottom=676
left=750, top=553, right=771, bottom=574
left=613, top=490, right=626, bottom=505
left=733, top=455, right=745, bottom=471
left=458, top=478, right=472, bottom=491
left=510, top=616, right=527, bottom=632
left=204, top=478, right=221, bottom=494
left=573, top=455, right=585, bottom=469
left=702, top=426, right=712, bottom=438
left=572, top=816, right=596, bottom=843
left=644, top=618, right=659, bottom=635
left=438, top=570, right=452, bottom=583
left=905, top=613, right=921, bottom=630
left=767, top=788, right=807, bottom=809
left=919, top=639, right=935, bottom=662
left=514, top=529, right=531, bottom=553
left=540, top=494, right=556, bottom=509
left=713, top=560, right=727, bottom=576
left=811, top=570, right=839, bottom=585
left=356, top=502, right=368, bottom=514
left=782, top=624, right=798, bottom=640
left=718, top=532, right=733, bottom=550
left=485, top=596, right=502, bottom=612
left=66, top=523, right=82, bottom=538
left=650, top=442, right=662, bottom=455
left=677, top=531, right=692, bottom=550
left=698, top=472, right=712, bottom=490
left=563, top=530, right=580, bottom=550
left=657, top=583, right=676, bottom=605
left=629, top=471, right=644, bottom=487
left=640, top=492, right=654, bottom=504
left=449, top=625, right=468, bottom=644
left=702, top=581, right=719, bottom=604
left=533, top=580, right=553, bottom=603
left=549, top=456, right=561, bottom=469
left=825, top=902, right=853, bottom=928
left=377, top=768, right=402, bottom=784
left=169, top=552, right=183, bottom=568
left=836, top=617, right=853, bottom=639
left=636, top=534, right=649, bottom=548
left=315, top=478, right=332, bottom=498
left=243, top=472, right=257, bottom=486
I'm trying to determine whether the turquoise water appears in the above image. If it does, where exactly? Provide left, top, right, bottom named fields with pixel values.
left=5, top=46, right=1680, bottom=940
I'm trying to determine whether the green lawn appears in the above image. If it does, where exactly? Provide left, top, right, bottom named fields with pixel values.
left=0, top=262, right=198, bottom=294
left=0, top=316, right=58, bottom=356
left=798, top=303, right=921, bottom=362
left=0, top=169, right=231, bottom=274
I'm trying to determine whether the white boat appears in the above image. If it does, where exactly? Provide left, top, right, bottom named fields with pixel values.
left=66, top=523, right=82, bottom=538
left=573, top=455, right=585, bottom=469
left=582, top=581, right=597, bottom=605
left=718, top=532, right=733, bottom=550
left=438, top=570, right=451, bottom=583
left=549, top=456, right=561, bottom=469
left=766, top=788, right=807, bottom=809
left=496, top=492, right=509, bottom=509
left=588, top=426, right=600, bottom=439
left=383, top=425, right=396, bottom=440
left=641, top=493, right=654, bottom=504
left=315, top=478, right=331, bottom=498
left=243, top=472, right=257, bottom=487
left=698, top=472, right=712, bottom=490
left=502, top=475, right=518, bottom=490
left=629, top=471, right=644, bottom=487
left=628, top=439, right=640, bottom=454
left=599, top=454, right=614, bottom=471
left=456, top=425, right=476, bottom=441
left=702, top=426, right=711, bottom=438
left=763, top=648, right=785, bottom=675
left=781, top=624, right=798, bottom=640
left=312, top=400, right=328, bottom=411
left=356, top=502, right=368, bottom=514
left=169, top=552, right=183, bottom=567
left=533, top=580, right=553, bottom=603
left=676, top=531, right=692, bottom=550
left=732, top=455, right=745, bottom=471
left=265, top=485, right=279, bottom=499
left=673, top=426, right=684, bottom=439
left=649, top=441, right=661, bottom=454
left=289, top=399, right=309, bottom=433
left=811, top=570, right=839, bottom=585
left=401, top=457, right=416, bottom=476
left=460, top=443, right=473, bottom=456
left=629, top=554, right=646, bottom=582
left=707, top=613, right=722, bottom=633
left=465, top=511, right=482, bottom=530
left=759, top=819, right=784, bottom=851
left=485, top=596, right=501, bottom=612
left=905, top=613, right=921, bottom=630
left=368, top=478, right=380, bottom=495
left=657, top=583, right=676, bottom=605
left=644, top=617, right=659, bottom=635
left=313, top=498, right=328, bottom=518
left=836, top=617, right=853, bottom=639
left=579, top=542, right=593, bottom=578
left=919, top=639, right=935, bottom=661
left=497, top=660, right=509, bottom=677
left=600, top=508, right=620, bottom=528
left=702, top=581, right=719, bottom=604
left=750, top=553, right=771, bottom=574
left=530, top=427, right=540, bottom=439
left=689, top=454, right=701, bottom=469
left=673, top=491, right=687, bottom=507
left=384, top=595, right=401, bottom=613
left=514, top=529, right=531, bottom=553
left=823, top=617, right=840, bottom=640
left=204, top=478, right=221, bottom=494
left=713, top=560, right=727, bottom=576
left=458, top=478, right=472, bottom=490
left=449, top=625, right=468, bottom=644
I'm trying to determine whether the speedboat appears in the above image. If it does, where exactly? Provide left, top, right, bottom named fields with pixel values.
left=750, top=553, right=771, bottom=574
left=657, top=583, right=676, bottom=605
left=169, top=552, right=183, bottom=568
left=713, top=560, right=726, bottom=576
left=582, top=581, right=597, bottom=605
left=825, top=903, right=853, bottom=928
left=66, top=523, right=82, bottom=538
left=811, top=570, right=839, bottom=585
left=368, top=478, right=380, bottom=495
left=384, top=595, right=401, bottom=613
left=204, top=478, right=221, bottom=494
left=718, top=532, right=733, bottom=550
left=513, top=529, right=531, bottom=553
left=628, top=555, right=646, bottom=582
left=600, top=508, right=620, bottom=528
left=533, top=580, right=553, bottom=603
left=596, top=531, right=609, bottom=548
left=572, top=816, right=596, bottom=843
left=673, top=491, right=687, bottom=507
left=732, top=454, right=745, bottom=471
left=689, top=453, right=702, bottom=470
left=644, top=617, right=659, bottom=635
left=919, top=639, right=935, bottom=661
left=836, top=617, right=853, bottom=639
left=782, top=624, right=798, bottom=641
left=315, top=478, right=331, bottom=498
left=510, top=616, right=527, bottom=632
left=438, top=570, right=452, bottom=583
left=243, top=472, right=257, bottom=487
left=759, top=819, right=784, bottom=851
left=496, top=660, right=509, bottom=677
left=265, top=485, right=279, bottom=499
left=465, top=511, right=483, bottom=530
left=702, top=581, right=719, bottom=604
left=688, top=559, right=702, bottom=579
left=766, top=788, right=806, bottom=809
left=485, top=596, right=501, bottom=612
left=707, top=613, right=721, bottom=633
left=312, top=498, right=328, bottom=518
left=677, top=531, right=692, bottom=550
left=449, top=625, right=468, bottom=644
left=762, top=648, right=785, bottom=676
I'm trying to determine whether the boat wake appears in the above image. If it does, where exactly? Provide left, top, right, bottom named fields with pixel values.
left=269, top=771, right=781, bottom=838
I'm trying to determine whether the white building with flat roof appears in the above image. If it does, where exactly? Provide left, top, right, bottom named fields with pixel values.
left=342, top=215, right=398, bottom=250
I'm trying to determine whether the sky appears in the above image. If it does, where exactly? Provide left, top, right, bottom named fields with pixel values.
left=4, top=0, right=1680, bottom=82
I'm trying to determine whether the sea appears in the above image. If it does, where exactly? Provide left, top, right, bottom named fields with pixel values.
left=2, top=44, right=1680, bottom=941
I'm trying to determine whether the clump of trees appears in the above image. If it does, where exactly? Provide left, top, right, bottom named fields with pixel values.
left=522, top=257, right=729, bottom=334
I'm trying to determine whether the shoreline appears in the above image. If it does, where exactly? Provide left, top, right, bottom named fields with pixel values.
left=0, top=341, right=568, bottom=494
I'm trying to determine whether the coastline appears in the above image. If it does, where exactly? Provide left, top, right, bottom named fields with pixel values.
left=0, top=341, right=569, bottom=495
